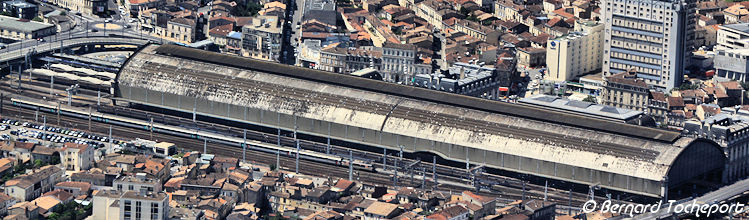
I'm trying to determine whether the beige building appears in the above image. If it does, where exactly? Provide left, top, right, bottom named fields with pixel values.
left=318, top=46, right=383, bottom=74
left=92, top=190, right=121, bottom=220
left=415, top=0, right=459, bottom=30
left=546, top=21, right=603, bottom=82
left=0, top=15, right=56, bottom=40
left=4, top=165, right=64, bottom=202
left=61, top=143, right=94, bottom=171
left=517, top=47, right=546, bottom=68
left=241, top=15, right=283, bottom=61
left=166, top=17, right=197, bottom=44
left=120, top=191, right=169, bottom=220
left=601, top=70, right=650, bottom=111
left=47, top=0, right=107, bottom=15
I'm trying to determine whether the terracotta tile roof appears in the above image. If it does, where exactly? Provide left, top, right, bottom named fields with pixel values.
left=43, top=189, right=73, bottom=202
left=650, top=91, right=667, bottom=102
left=55, top=181, right=92, bottom=192
left=668, top=97, right=685, bottom=107
left=720, top=81, right=742, bottom=90
left=552, top=7, right=575, bottom=19
left=606, top=71, right=647, bottom=88
left=63, top=142, right=88, bottom=152
left=15, top=142, right=35, bottom=150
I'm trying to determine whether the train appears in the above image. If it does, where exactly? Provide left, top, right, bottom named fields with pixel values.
left=9, top=98, right=376, bottom=172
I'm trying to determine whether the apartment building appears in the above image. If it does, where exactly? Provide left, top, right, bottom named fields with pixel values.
left=363, top=43, right=421, bottom=83
left=415, top=0, right=461, bottom=30
left=166, top=17, right=197, bottom=44
left=318, top=46, right=383, bottom=74
left=46, top=0, right=107, bottom=15
left=717, top=23, right=749, bottom=51
left=601, top=0, right=696, bottom=90
left=601, top=70, right=650, bottom=111
left=241, top=15, right=283, bottom=61
left=4, top=165, right=64, bottom=201
left=114, top=174, right=162, bottom=193
left=61, top=143, right=94, bottom=171
left=120, top=191, right=169, bottom=220
left=547, top=21, right=604, bottom=82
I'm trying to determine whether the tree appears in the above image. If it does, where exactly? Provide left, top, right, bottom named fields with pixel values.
left=583, top=95, right=597, bottom=103
left=33, top=159, right=44, bottom=169
left=270, top=163, right=277, bottom=171
left=32, top=16, right=43, bottom=22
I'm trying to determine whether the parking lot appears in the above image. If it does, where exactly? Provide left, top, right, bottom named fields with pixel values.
left=0, top=118, right=122, bottom=158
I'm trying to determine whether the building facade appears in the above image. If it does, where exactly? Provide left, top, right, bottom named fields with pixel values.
left=717, top=23, right=749, bottom=51
left=119, top=191, right=169, bottom=220
left=546, top=21, right=603, bottom=82
left=714, top=48, right=749, bottom=83
left=61, top=143, right=94, bottom=171
left=4, top=166, right=64, bottom=202
left=364, top=43, right=421, bottom=84
left=241, top=15, right=283, bottom=61
left=601, top=71, right=650, bottom=111
left=2, top=0, right=37, bottom=20
left=601, top=0, right=696, bottom=90
left=46, top=0, right=107, bottom=15
left=0, top=15, right=56, bottom=40
left=318, top=47, right=383, bottom=74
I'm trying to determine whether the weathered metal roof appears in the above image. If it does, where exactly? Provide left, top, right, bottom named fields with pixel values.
left=118, top=45, right=690, bottom=181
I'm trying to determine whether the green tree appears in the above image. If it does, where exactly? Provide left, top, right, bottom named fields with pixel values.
left=32, top=16, right=43, bottom=22
left=33, top=159, right=44, bottom=169
left=270, top=163, right=277, bottom=171
left=583, top=95, right=597, bottom=103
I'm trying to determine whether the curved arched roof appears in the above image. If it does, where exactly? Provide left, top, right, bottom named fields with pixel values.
left=118, top=45, right=697, bottom=182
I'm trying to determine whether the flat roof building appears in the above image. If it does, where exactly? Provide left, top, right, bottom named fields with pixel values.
left=0, top=15, right=56, bottom=40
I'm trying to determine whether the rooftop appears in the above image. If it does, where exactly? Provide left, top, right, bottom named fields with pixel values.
left=118, top=45, right=692, bottom=186
left=0, top=15, right=54, bottom=33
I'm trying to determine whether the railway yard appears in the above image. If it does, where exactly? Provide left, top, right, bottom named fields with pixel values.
left=0, top=80, right=611, bottom=211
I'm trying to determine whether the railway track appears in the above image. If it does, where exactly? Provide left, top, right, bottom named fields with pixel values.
left=0, top=80, right=604, bottom=207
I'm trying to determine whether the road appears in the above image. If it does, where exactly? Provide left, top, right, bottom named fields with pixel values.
left=0, top=36, right=149, bottom=63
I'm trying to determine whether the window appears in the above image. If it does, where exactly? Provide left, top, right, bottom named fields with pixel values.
left=151, top=203, right=159, bottom=219
left=124, top=200, right=132, bottom=219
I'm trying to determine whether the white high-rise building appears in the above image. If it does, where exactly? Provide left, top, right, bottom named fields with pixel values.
left=601, top=0, right=696, bottom=90
left=547, top=20, right=604, bottom=82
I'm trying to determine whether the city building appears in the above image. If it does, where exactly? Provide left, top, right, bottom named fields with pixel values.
left=166, top=17, right=197, bottom=45
left=363, top=43, right=421, bottom=83
left=119, top=191, right=169, bottom=220
left=241, top=15, right=283, bottom=61
left=92, top=190, right=122, bottom=220
left=601, top=0, right=696, bottom=90
left=114, top=174, right=162, bottom=193
left=714, top=48, right=749, bottom=82
left=414, top=62, right=503, bottom=99
left=717, top=23, right=749, bottom=50
left=0, top=15, right=56, bottom=40
left=4, top=165, right=64, bottom=202
left=61, top=143, right=94, bottom=171
left=54, top=181, right=92, bottom=198
left=601, top=70, right=650, bottom=112
left=546, top=21, right=604, bottom=82
left=684, top=112, right=749, bottom=183
left=415, top=0, right=461, bottom=30
left=516, top=47, right=546, bottom=67
left=1, top=0, right=37, bottom=20
left=46, top=0, right=107, bottom=15
left=318, top=46, right=383, bottom=74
